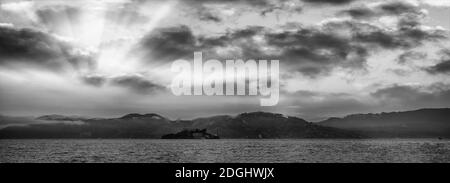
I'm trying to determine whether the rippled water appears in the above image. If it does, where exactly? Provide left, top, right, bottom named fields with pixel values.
left=1, top=139, right=449, bottom=163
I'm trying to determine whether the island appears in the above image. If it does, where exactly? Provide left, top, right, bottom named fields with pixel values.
left=161, top=129, right=219, bottom=139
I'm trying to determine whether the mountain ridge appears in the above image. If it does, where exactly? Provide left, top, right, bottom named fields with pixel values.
left=0, top=111, right=361, bottom=139
left=319, top=108, right=450, bottom=138
left=0, top=108, right=448, bottom=138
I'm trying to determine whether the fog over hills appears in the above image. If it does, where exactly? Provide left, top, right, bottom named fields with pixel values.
left=0, top=108, right=448, bottom=139
left=319, top=108, right=450, bottom=138
left=0, top=111, right=361, bottom=139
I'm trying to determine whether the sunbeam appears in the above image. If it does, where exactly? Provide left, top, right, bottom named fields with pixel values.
left=93, top=1, right=176, bottom=75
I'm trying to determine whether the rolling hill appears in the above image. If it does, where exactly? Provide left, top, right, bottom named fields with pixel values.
left=319, top=108, right=450, bottom=138
left=0, top=112, right=361, bottom=139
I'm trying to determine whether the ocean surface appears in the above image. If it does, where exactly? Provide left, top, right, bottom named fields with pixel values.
left=1, top=139, right=449, bottom=163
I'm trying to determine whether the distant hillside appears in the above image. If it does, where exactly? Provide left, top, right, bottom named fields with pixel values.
left=0, top=115, right=38, bottom=129
left=36, top=114, right=89, bottom=121
left=185, top=112, right=361, bottom=138
left=2, top=108, right=448, bottom=139
left=319, top=108, right=450, bottom=138
left=0, top=112, right=361, bottom=139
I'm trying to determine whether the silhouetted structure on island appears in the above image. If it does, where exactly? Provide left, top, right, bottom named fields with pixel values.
left=161, top=129, right=219, bottom=139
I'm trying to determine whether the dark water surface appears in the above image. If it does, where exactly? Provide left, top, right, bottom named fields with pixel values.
left=1, top=139, right=449, bottom=163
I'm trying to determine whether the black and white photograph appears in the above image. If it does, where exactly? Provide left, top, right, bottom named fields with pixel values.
left=0, top=0, right=449, bottom=169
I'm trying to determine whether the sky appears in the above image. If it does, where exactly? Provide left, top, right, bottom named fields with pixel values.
left=0, top=0, right=449, bottom=121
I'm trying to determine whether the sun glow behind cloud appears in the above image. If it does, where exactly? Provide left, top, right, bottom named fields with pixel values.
left=26, top=0, right=178, bottom=76
left=96, top=1, right=177, bottom=76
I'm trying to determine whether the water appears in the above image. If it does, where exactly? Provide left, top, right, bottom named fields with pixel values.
left=1, top=139, right=449, bottom=163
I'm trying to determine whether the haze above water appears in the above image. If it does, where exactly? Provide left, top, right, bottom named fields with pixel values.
left=1, top=139, right=449, bottom=163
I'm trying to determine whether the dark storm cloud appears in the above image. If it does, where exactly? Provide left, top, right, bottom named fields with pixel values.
left=139, top=25, right=265, bottom=62
left=0, top=27, right=61, bottom=65
left=138, top=24, right=368, bottom=77
left=337, top=2, right=446, bottom=49
left=389, top=68, right=411, bottom=76
left=339, top=7, right=376, bottom=19
left=354, top=31, right=404, bottom=48
left=397, top=51, right=427, bottom=64
left=198, top=26, right=265, bottom=50
left=175, top=0, right=303, bottom=21
left=0, top=26, right=95, bottom=71
left=259, top=2, right=303, bottom=16
left=138, top=19, right=444, bottom=77
left=261, top=6, right=284, bottom=16
left=372, top=85, right=422, bottom=99
left=302, top=0, right=355, bottom=5
left=378, top=1, right=420, bottom=15
left=81, top=75, right=107, bottom=87
left=371, top=83, right=450, bottom=108
left=325, top=18, right=446, bottom=50
left=183, top=6, right=223, bottom=24
left=264, top=27, right=369, bottom=76
left=353, top=27, right=445, bottom=49
left=182, top=0, right=272, bottom=7
left=197, top=10, right=222, bottom=22
left=339, top=1, right=423, bottom=19
left=425, top=49, right=450, bottom=74
left=138, top=25, right=196, bottom=63
left=426, top=60, right=450, bottom=74
left=137, top=0, right=446, bottom=77
left=109, top=75, right=166, bottom=94
left=79, top=74, right=167, bottom=94
left=185, top=0, right=350, bottom=7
